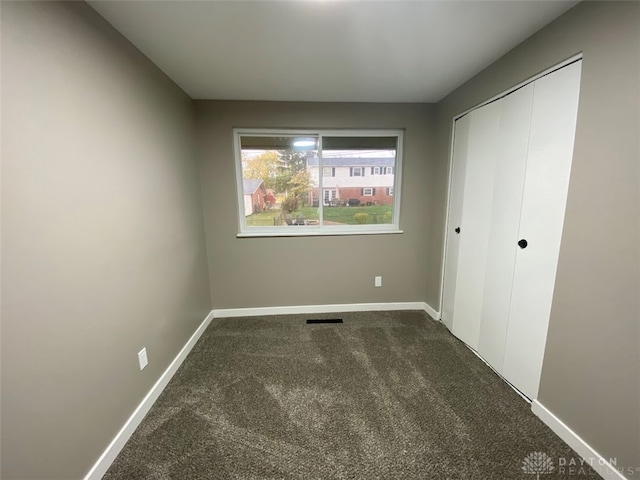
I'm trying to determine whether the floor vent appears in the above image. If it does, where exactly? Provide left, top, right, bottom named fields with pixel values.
left=306, top=319, right=343, bottom=324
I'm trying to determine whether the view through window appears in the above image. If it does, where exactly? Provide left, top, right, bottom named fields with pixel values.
left=235, top=130, right=403, bottom=235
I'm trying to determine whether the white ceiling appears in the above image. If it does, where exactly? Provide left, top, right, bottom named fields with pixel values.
left=88, top=1, right=579, bottom=103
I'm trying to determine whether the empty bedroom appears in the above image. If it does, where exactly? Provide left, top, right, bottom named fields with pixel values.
left=1, top=1, right=638, bottom=479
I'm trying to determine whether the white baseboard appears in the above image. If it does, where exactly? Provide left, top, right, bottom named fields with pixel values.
left=84, top=303, right=442, bottom=478
left=213, top=302, right=440, bottom=319
left=84, top=310, right=215, bottom=480
left=531, top=400, right=628, bottom=480
left=423, top=302, right=440, bottom=320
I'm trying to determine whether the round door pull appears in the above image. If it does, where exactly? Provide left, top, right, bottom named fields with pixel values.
left=455, top=227, right=461, bottom=234
left=518, top=239, right=528, bottom=249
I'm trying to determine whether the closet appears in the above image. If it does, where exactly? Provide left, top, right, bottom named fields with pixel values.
left=442, top=60, right=582, bottom=400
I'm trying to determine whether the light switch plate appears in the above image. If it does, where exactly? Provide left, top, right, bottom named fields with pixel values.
left=138, top=347, right=148, bottom=370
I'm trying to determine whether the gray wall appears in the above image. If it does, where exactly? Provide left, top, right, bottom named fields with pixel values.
left=431, top=1, right=639, bottom=471
left=1, top=2, right=211, bottom=479
left=3, top=0, right=637, bottom=477
left=195, top=101, right=435, bottom=310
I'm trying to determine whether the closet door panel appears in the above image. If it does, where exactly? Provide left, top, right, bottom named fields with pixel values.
left=442, top=115, right=470, bottom=331
left=477, top=84, right=534, bottom=371
left=502, top=61, right=582, bottom=399
left=451, top=101, right=501, bottom=349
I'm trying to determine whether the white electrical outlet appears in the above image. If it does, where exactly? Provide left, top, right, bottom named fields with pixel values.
left=138, top=347, right=148, bottom=370
left=375, top=276, right=382, bottom=287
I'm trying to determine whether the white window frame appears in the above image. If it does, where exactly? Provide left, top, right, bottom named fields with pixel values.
left=234, top=128, right=404, bottom=237
left=352, top=167, right=364, bottom=177
left=373, top=167, right=381, bottom=175
left=323, top=189, right=337, bottom=204
left=363, top=188, right=374, bottom=196
left=385, top=166, right=393, bottom=174
left=388, top=187, right=394, bottom=196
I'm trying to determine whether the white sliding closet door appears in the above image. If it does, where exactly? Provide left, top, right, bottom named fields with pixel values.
left=476, top=83, right=535, bottom=371
left=441, top=115, right=470, bottom=331
left=450, top=101, right=501, bottom=349
left=502, top=61, right=582, bottom=399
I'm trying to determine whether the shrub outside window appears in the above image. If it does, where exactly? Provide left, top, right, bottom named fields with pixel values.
left=234, top=129, right=403, bottom=236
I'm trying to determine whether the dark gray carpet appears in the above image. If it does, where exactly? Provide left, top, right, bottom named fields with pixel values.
left=104, top=311, right=595, bottom=479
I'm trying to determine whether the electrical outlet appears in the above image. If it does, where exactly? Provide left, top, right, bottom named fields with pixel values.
left=138, top=347, right=148, bottom=370
left=375, top=276, right=382, bottom=287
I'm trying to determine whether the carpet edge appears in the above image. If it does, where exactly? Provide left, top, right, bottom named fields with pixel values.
left=83, top=309, right=215, bottom=480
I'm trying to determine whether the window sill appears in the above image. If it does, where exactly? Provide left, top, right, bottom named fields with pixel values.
left=237, top=229, right=404, bottom=238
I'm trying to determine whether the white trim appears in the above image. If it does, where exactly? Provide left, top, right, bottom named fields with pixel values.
left=213, top=302, right=440, bottom=319
left=236, top=229, right=404, bottom=238
left=233, top=128, right=404, bottom=237
left=352, top=166, right=365, bottom=177
left=323, top=188, right=337, bottom=206
left=531, top=400, right=628, bottom=480
left=454, top=53, right=583, bottom=121
left=423, top=302, right=440, bottom=321
left=392, top=131, right=404, bottom=232
left=318, top=134, right=324, bottom=224
left=84, top=310, right=215, bottom=480
left=438, top=113, right=460, bottom=323
left=233, top=131, right=247, bottom=233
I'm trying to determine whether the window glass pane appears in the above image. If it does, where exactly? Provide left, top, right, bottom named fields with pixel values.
left=322, top=136, right=398, bottom=150
left=240, top=135, right=319, bottom=227
left=319, top=136, right=397, bottom=226
left=236, top=130, right=401, bottom=234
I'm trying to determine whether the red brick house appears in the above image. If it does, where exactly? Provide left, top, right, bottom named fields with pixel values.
left=242, top=178, right=267, bottom=215
left=307, top=157, right=395, bottom=206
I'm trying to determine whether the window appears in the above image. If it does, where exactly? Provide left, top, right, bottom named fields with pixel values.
left=234, top=129, right=403, bottom=236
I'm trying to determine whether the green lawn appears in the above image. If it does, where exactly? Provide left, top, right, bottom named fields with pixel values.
left=246, top=205, right=393, bottom=226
